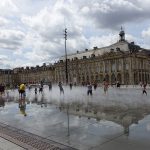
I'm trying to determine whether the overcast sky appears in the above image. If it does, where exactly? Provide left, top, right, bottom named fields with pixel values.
left=0, top=0, right=150, bottom=69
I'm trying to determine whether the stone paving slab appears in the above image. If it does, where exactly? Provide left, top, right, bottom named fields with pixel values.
left=0, top=137, right=25, bottom=150
left=0, top=122, right=77, bottom=150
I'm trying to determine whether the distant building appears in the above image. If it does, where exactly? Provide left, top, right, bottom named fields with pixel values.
left=0, top=69, right=12, bottom=86
left=0, top=64, right=55, bottom=86
left=0, top=29, right=150, bottom=85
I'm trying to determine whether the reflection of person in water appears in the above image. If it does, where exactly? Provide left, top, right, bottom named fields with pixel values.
left=0, top=97, right=5, bottom=108
left=35, top=87, right=37, bottom=95
left=19, top=99, right=27, bottom=116
left=40, top=93, right=47, bottom=107
left=124, top=126, right=129, bottom=136
left=48, top=82, right=52, bottom=91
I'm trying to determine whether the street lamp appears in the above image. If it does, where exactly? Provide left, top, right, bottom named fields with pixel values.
left=64, top=28, right=70, bottom=136
left=64, top=28, right=68, bottom=84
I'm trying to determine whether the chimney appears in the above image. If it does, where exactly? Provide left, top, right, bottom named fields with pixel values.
left=93, top=46, right=98, bottom=50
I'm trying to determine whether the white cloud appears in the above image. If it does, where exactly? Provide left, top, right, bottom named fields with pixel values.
left=80, top=0, right=150, bottom=29
left=0, top=0, right=18, bottom=16
left=89, top=33, right=135, bottom=48
left=142, top=27, right=150, bottom=38
left=0, top=0, right=150, bottom=68
left=0, top=17, right=9, bottom=26
left=20, top=1, right=89, bottom=62
left=0, top=29, right=25, bottom=50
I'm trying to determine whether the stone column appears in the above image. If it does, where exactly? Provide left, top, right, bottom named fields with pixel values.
left=103, top=61, right=105, bottom=80
left=129, top=56, right=134, bottom=85
left=109, top=60, right=112, bottom=84
left=122, top=58, right=125, bottom=84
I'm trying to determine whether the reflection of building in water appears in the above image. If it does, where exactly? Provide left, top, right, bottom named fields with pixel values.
left=31, top=93, right=47, bottom=107
left=32, top=95, right=38, bottom=104
left=19, top=99, right=27, bottom=116
left=58, top=101, right=149, bottom=136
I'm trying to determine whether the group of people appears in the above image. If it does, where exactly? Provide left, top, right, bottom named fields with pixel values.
left=86, top=81, right=148, bottom=96
left=87, top=81, right=109, bottom=96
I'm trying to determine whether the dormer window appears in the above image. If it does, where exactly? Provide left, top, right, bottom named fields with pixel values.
left=110, top=48, right=114, bottom=52
left=83, top=56, right=87, bottom=59
left=91, top=54, right=95, bottom=58
left=116, top=47, right=120, bottom=51
left=93, top=46, right=98, bottom=50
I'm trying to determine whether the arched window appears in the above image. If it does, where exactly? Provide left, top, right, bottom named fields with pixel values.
left=105, top=74, right=109, bottom=82
left=105, top=61, right=109, bottom=73
left=111, top=74, right=116, bottom=84
left=117, top=73, right=122, bottom=83
left=125, top=72, right=129, bottom=84
left=111, top=60, right=115, bottom=72
left=100, top=75, right=103, bottom=83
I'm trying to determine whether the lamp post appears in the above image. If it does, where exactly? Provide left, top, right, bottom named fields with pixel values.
left=64, top=28, right=70, bottom=136
left=64, top=28, right=68, bottom=84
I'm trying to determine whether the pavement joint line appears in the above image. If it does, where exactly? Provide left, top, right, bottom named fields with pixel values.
left=0, top=122, right=78, bottom=150
left=91, top=132, right=125, bottom=149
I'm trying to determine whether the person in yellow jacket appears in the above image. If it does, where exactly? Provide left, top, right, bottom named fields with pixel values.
left=19, top=83, right=26, bottom=99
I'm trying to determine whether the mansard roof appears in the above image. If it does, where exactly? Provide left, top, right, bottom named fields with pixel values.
left=60, top=40, right=145, bottom=61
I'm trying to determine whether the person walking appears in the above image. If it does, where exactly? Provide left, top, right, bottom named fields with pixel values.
left=48, top=82, right=52, bottom=91
left=142, top=83, right=147, bottom=95
left=58, top=82, right=64, bottom=94
left=39, top=86, right=43, bottom=93
left=0, top=84, right=5, bottom=96
left=103, top=81, right=109, bottom=94
left=93, top=82, right=97, bottom=90
left=69, top=82, right=73, bottom=90
left=19, top=83, right=26, bottom=99
left=87, top=83, right=92, bottom=96
left=35, top=87, right=37, bottom=95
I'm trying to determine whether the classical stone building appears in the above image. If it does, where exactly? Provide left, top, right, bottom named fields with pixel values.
left=0, top=69, right=12, bottom=86
left=12, top=63, right=55, bottom=85
left=0, top=64, right=55, bottom=86
left=0, top=29, right=150, bottom=86
left=55, top=30, right=150, bottom=85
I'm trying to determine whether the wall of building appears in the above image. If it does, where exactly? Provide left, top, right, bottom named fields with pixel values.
left=0, top=49, right=150, bottom=86
left=55, top=51, right=150, bottom=85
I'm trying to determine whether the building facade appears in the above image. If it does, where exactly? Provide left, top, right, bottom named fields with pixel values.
left=0, top=69, right=12, bottom=86
left=0, top=64, right=55, bottom=86
left=0, top=30, right=150, bottom=86
left=55, top=30, right=150, bottom=85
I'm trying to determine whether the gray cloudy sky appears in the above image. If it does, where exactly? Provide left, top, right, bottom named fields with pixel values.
left=0, top=0, right=150, bottom=69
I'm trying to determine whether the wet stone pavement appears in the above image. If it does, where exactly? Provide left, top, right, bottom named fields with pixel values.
left=0, top=85, right=150, bottom=150
left=0, top=122, right=76, bottom=150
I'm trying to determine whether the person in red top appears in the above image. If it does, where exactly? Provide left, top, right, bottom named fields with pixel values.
left=103, top=81, right=109, bottom=94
